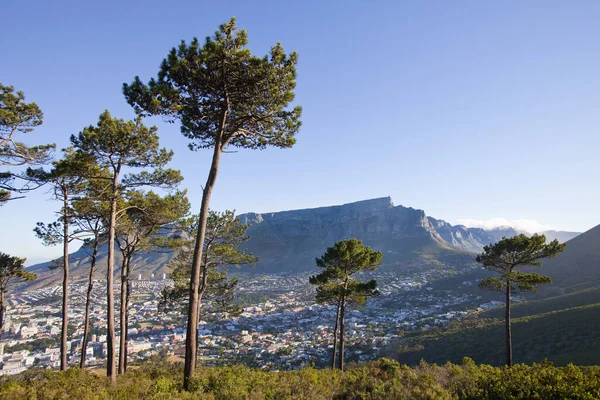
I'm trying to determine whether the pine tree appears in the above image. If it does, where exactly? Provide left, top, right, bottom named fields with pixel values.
left=159, top=211, right=255, bottom=317
left=115, top=190, right=189, bottom=374
left=476, top=233, right=566, bottom=366
left=0, top=83, right=55, bottom=203
left=0, top=252, right=36, bottom=335
left=159, top=211, right=255, bottom=367
left=310, top=238, right=382, bottom=370
left=70, top=110, right=182, bottom=381
left=30, top=148, right=100, bottom=371
left=123, top=18, right=301, bottom=387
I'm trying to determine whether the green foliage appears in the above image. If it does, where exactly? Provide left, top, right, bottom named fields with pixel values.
left=476, top=234, right=566, bottom=294
left=123, top=17, right=301, bottom=151
left=71, top=110, right=181, bottom=188
left=0, top=83, right=53, bottom=165
left=0, top=252, right=35, bottom=330
left=2, top=359, right=600, bottom=400
left=311, top=238, right=383, bottom=305
left=116, top=190, right=190, bottom=256
left=30, top=147, right=104, bottom=247
left=0, top=252, right=35, bottom=291
left=0, top=83, right=55, bottom=202
left=159, top=211, right=256, bottom=318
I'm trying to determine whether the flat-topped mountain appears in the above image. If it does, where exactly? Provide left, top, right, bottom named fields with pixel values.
left=238, top=197, right=515, bottom=273
left=25, top=197, right=583, bottom=284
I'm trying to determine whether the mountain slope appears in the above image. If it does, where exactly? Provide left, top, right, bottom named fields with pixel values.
left=238, top=197, right=474, bottom=273
left=385, top=223, right=600, bottom=366
left=25, top=226, right=185, bottom=289
left=536, top=223, right=600, bottom=290
left=26, top=197, right=589, bottom=282
left=540, top=230, right=581, bottom=243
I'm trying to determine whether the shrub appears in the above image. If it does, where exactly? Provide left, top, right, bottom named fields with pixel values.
left=1, top=358, right=600, bottom=399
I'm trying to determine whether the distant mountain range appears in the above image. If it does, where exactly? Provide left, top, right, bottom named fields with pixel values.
left=26, top=197, right=583, bottom=285
left=238, top=197, right=578, bottom=273
left=25, top=227, right=184, bottom=289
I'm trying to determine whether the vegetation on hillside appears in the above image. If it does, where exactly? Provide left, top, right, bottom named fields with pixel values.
left=389, top=284, right=600, bottom=367
left=2, top=358, right=600, bottom=400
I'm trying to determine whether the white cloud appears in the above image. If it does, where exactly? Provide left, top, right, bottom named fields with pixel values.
left=455, top=217, right=553, bottom=234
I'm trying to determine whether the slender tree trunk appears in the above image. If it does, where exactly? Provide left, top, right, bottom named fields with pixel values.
left=505, top=281, right=512, bottom=367
left=195, top=263, right=209, bottom=369
left=331, top=301, right=341, bottom=369
left=184, top=107, right=227, bottom=389
left=0, top=289, right=5, bottom=336
left=106, top=172, right=119, bottom=382
left=80, top=235, right=99, bottom=369
left=60, top=193, right=69, bottom=371
left=124, top=260, right=131, bottom=373
left=118, top=254, right=128, bottom=374
left=338, top=295, right=346, bottom=371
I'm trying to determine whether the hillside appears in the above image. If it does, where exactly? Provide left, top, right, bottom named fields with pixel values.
left=390, top=300, right=600, bottom=366
left=24, top=226, right=185, bottom=289
left=384, top=223, right=600, bottom=366
left=537, top=223, right=600, bottom=290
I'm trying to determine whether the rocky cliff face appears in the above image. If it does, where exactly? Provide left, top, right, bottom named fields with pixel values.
left=27, top=197, right=582, bottom=283
left=238, top=197, right=477, bottom=273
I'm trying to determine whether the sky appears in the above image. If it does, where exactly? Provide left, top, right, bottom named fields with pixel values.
left=1, top=0, right=599, bottom=264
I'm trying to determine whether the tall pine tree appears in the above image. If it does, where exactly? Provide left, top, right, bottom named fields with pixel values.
left=476, top=233, right=566, bottom=366
left=123, top=18, right=301, bottom=387
left=70, top=110, right=182, bottom=381
left=310, top=239, right=382, bottom=371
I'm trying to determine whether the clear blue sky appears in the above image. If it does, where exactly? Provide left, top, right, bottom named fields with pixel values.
left=2, top=1, right=599, bottom=264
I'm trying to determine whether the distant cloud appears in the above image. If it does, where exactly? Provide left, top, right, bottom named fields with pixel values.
left=456, top=217, right=553, bottom=234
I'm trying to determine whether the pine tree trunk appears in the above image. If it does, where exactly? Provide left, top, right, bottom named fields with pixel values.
left=195, top=263, right=209, bottom=369
left=0, top=289, right=5, bottom=336
left=118, top=255, right=128, bottom=374
left=184, top=107, right=227, bottom=390
left=505, top=281, right=512, bottom=367
left=331, top=301, right=341, bottom=369
left=106, top=172, right=119, bottom=382
left=124, top=264, right=131, bottom=373
left=80, top=235, right=99, bottom=369
left=338, top=295, right=346, bottom=371
left=60, top=193, right=69, bottom=371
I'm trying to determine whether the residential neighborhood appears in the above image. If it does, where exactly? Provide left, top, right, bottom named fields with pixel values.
left=0, top=266, right=495, bottom=375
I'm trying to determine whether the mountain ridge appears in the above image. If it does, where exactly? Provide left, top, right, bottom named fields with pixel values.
left=25, top=197, right=584, bottom=283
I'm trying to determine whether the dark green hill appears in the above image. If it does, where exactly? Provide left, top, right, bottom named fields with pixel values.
left=539, top=223, right=600, bottom=290
left=384, top=223, right=600, bottom=367
left=390, top=301, right=600, bottom=366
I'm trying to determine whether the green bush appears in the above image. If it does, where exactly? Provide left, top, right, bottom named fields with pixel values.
left=1, top=357, right=599, bottom=399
